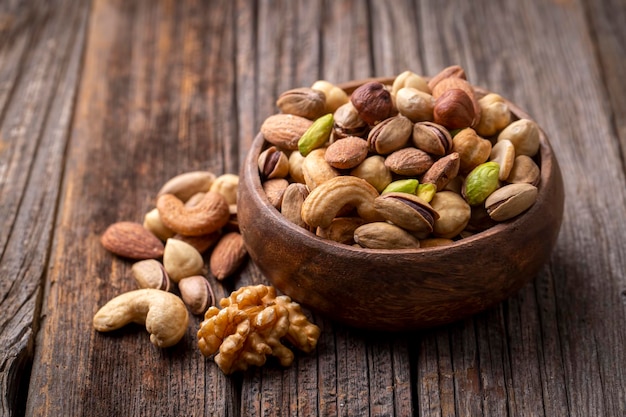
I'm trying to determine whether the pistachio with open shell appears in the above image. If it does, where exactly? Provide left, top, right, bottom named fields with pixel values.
left=412, top=121, right=452, bottom=156
left=485, top=183, right=538, bottom=221
left=374, top=192, right=439, bottom=234
left=366, top=114, right=413, bottom=155
left=276, top=87, right=326, bottom=120
left=258, top=146, right=289, bottom=180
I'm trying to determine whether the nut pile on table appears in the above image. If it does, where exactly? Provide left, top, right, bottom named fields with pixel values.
left=93, top=170, right=321, bottom=374
left=258, top=65, right=542, bottom=249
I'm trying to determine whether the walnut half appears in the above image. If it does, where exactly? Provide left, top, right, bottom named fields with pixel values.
left=197, top=285, right=321, bottom=374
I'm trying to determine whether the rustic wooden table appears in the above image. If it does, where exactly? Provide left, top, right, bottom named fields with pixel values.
left=2, top=0, right=625, bottom=416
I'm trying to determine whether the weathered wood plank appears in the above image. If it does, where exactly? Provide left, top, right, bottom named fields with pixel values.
left=0, top=0, right=622, bottom=416
left=25, top=0, right=239, bottom=415
left=0, top=1, right=90, bottom=416
left=417, top=0, right=626, bottom=416
left=582, top=0, right=626, bottom=160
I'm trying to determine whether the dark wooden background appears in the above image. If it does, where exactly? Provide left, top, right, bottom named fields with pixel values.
left=1, top=0, right=625, bottom=416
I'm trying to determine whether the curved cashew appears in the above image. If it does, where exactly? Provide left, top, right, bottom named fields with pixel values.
left=93, top=289, right=189, bottom=348
left=157, top=171, right=216, bottom=202
left=301, top=176, right=382, bottom=228
left=157, top=191, right=230, bottom=236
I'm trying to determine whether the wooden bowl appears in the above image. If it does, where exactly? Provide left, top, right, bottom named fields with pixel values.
left=238, top=78, right=564, bottom=331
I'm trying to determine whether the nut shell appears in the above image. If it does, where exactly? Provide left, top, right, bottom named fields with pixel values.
left=276, top=87, right=326, bottom=120
left=178, top=275, right=215, bottom=315
left=485, top=183, right=538, bottom=221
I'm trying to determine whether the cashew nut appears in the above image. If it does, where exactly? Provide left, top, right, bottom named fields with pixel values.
left=301, top=176, right=382, bottom=228
left=157, top=171, right=216, bottom=202
left=157, top=191, right=230, bottom=236
left=93, top=289, right=189, bottom=348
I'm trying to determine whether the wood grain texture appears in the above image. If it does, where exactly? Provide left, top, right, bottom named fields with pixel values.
left=0, top=0, right=89, bottom=416
left=0, top=0, right=623, bottom=416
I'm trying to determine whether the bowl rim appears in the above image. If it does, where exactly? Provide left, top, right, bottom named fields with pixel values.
left=243, top=77, right=560, bottom=257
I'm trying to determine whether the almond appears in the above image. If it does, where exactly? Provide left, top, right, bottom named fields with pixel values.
left=209, top=232, right=248, bottom=280
left=260, top=114, right=313, bottom=150
left=100, top=221, right=165, bottom=260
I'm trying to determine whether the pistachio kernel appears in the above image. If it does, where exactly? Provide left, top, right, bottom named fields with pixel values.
left=382, top=179, right=419, bottom=195
left=298, top=113, right=334, bottom=156
left=462, top=161, right=501, bottom=206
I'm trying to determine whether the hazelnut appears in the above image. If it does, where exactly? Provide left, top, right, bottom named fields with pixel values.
left=350, top=82, right=395, bottom=126
left=433, top=89, right=477, bottom=130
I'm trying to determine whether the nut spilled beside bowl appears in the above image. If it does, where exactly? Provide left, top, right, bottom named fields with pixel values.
left=238, top=69, right=564, bottom=331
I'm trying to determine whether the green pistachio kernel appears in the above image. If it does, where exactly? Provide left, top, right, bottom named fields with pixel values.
left=298, top=113, right=334, bottom=156
left=416, top=182, right=437, bottom=203
left=382, top=179, right=419, bottom=195
left=463, top=161, right=500, bottom=206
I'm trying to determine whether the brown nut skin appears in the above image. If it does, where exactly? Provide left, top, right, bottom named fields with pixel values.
left=421, top=152, right=461, bottom=191
left=412, top=121, right=452, bottom=156
left=157, top=191, right=230, bottom=237
left=324, top=136, right=369, bottom=169
left=350, top=81, right=396, bottom=125
left=276, top=87, right=327, bottom=120
left=384, top=147, right=434, bottom=176
left=101, top=222, right=165, bottom=260
left=210, top=232, right=248, bottom=281
left=433, top=89, right=478, bottom=130
left=451, top=127, right=492, bottom=174
left=260, top=114, right=314, bottom=150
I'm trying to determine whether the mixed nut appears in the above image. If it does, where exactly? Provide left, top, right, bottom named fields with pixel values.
left=93, top=169, right=320, bottom=374
left=258, top=65, right=542, bottom=249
